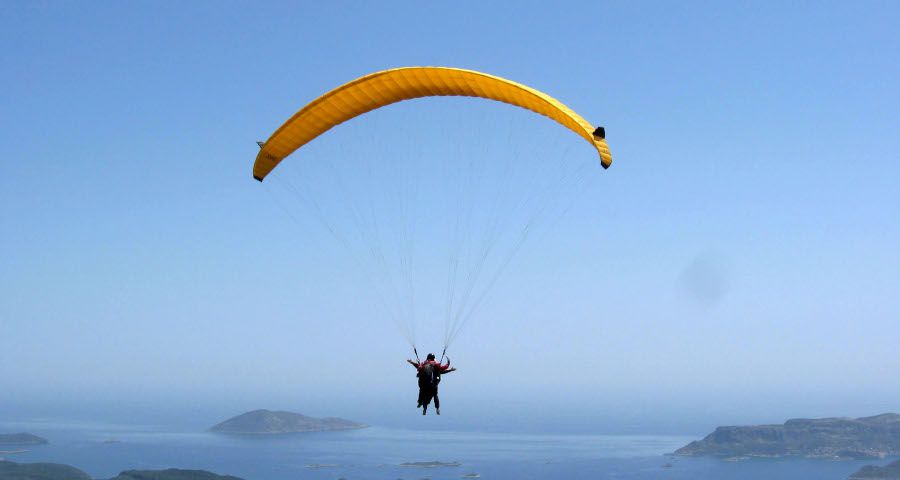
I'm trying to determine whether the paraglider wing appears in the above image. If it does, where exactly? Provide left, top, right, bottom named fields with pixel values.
left=252, top=66, right=612, bottom=181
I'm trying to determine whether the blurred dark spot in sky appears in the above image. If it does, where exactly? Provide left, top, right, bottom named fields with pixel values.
left=679, top=253, right=731, bottom=306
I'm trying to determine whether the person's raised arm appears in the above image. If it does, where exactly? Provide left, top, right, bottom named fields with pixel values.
left=406, top=359, right=420, bottom=369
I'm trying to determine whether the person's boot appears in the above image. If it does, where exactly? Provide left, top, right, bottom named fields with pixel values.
left=422, top=406, right=427, bottom=416
left=436, top=408, right=440, bottom=415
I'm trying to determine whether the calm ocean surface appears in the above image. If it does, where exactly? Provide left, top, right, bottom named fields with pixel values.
left=0, top=420, right=892, bottom=480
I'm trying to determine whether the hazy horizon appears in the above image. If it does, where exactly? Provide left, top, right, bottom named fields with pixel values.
left=2, top=0, right=898, bottom=441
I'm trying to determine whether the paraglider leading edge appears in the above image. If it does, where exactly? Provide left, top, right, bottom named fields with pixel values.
left=250, top=66, right=613, bottom=182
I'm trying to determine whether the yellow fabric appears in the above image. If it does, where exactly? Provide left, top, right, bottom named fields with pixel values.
left=253, top=67, right=612, bottom=180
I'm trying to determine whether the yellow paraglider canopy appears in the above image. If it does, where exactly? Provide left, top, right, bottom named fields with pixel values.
left=253, top=66, right=612, bottom=181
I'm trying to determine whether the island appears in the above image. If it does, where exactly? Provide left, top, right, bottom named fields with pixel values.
left=209, top=409, right=367, bottom=434
left=110, top=469, right=244, bottom=480
left=0, top=462, right=244, bottom=480
left=0, top=433, right=48, bottom=446
left=399, top=461, right=462, bottom=468
left=674, top=413, right=899, bottom=459
left=0, top=460, right=91, bottom=480
left=850, top=460, right=900, bottom=479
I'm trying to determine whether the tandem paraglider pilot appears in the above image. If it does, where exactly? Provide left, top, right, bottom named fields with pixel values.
left=407, top=353, right=456, bottom=415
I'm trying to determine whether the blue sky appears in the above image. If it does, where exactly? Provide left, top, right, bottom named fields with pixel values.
left=1, top=1, right=898, bottom=430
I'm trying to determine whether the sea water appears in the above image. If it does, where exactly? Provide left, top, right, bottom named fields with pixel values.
left=0, top=420, right=892, bottom=480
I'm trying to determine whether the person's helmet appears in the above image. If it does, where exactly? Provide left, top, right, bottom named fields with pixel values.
left=426, top=353, right=435, bottom=361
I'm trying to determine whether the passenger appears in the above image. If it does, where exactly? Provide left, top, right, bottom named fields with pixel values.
left=406, top=353, right=455, bottom=415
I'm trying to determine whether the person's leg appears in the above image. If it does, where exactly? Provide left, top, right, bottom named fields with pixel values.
left=422, top=388, right=434, bottom=415
left=417, top=387, right=425, bottom=408
left=434, top=387, right=440, bottom=415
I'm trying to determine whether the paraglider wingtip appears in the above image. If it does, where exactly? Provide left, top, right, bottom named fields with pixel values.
left=253, top=175, right=264, bottom=182
left=593, top=126, right=605, bottom=139
left=256, top=141, right=265, bottom=149
left=601, top=161, right=610, bottom=170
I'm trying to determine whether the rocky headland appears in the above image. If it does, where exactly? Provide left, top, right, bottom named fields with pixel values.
left=674, top=413, right=899, bottom=459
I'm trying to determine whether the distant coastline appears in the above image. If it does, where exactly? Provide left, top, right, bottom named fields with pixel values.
left=674, top=413, right=899, bottom=459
